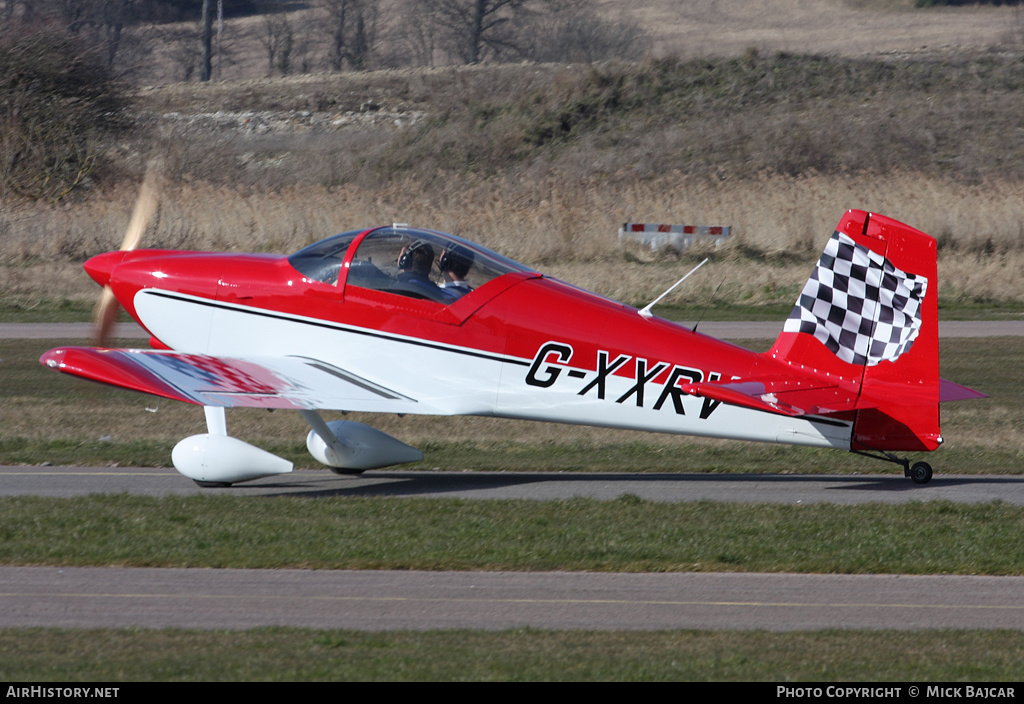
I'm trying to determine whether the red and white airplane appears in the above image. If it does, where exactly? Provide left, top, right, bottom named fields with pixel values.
left=41, top=202, right=985, bottom=486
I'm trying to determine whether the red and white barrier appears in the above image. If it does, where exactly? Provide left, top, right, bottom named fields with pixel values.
left=619, top=223, right=731, bottom=251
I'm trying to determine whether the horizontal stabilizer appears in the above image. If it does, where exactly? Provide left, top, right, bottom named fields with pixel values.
left=939, top=378, right=988, bottom=402
left=689, top=376, right=985, bottom=420
left=681, top=376, right=861, bottom=418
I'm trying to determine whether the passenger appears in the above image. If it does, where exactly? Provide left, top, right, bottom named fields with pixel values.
left=396, top=240, right=456, bottom=303
left=438, top=244, right=474, bottom=298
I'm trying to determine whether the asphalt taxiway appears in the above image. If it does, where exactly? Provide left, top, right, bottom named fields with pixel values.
left=3, top=566, right=1022, bottom=631
left=3, top=464, right=1024, bottom=504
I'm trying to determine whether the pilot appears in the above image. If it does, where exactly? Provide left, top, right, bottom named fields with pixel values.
left=396, top=240, right=456, bottom=303
left=438, top=244, right=474, bottom=299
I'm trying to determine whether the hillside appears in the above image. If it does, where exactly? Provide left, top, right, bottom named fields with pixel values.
left=136, top=50, right=1024, bottom=187
left=129, top=1, right=1024, bottom=84
left=3, top=1, right=1024, bottom=316
left=632, top=0, right=1021, bottom=59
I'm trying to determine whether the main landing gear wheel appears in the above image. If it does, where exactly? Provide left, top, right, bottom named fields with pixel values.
left=909, top=461, right=933, bottom=485
left=194, top=480, right=233, bottom=488
left=329, top=468, right=366, bottom=476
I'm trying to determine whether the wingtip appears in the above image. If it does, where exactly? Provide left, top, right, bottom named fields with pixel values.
left=39, top=348, right=66, bottom=370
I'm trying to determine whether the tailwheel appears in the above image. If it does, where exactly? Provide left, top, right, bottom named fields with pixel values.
left=909, top=462, right=933, bottom=485
left=852, top=449, right=935, bottom=485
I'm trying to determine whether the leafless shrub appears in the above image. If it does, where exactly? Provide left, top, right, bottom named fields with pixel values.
left=521, top=1, right=648, bottom=63
left=0, top=20, right=129, bottom=201
left=999, top=5, right=1024, bottom=48
left=288, top=13, right=319, bottom=74
left=383, top=1, right=441, bottom=67
left=256, top=8, right=294, bottom=75
left=159, top=24, right=201, bottom=81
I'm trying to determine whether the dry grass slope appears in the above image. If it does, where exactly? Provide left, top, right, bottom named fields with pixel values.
left=631, top=0, right=1022, bottom=58
left=4, top=173, right=1024, bottom=310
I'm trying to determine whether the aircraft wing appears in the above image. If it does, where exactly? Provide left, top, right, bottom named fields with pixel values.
left=40, top=347, right=426, bottom=413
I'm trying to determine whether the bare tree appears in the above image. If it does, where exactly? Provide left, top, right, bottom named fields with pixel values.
left=387, top=1, right=440, bottom=67
left=199, top=0, right=212, bottom=81
left=426, top=0, right=526, bottom=65
left=348, top=0, right=381, bottom=70
left=322, top=0, right=380, bottom=71
left=153, top=13, right=237, bottom=84
left=0, top=19, right=129, bottom=199
left=289, top=14, right=317, bottom=74
left=389, top=0, right=644, bottom=68
left=91, top=0, right=134, bottom=69
left=323, top=0, right=348, bottom=71
left=28, top=0, right=142, bottom=69
left=256, top=9, right=291, bottom=75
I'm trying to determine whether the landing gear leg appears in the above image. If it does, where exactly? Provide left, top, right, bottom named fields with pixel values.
left=852, top=449, right=934, bottom=485
left=196, top=407, right=233, bottom=488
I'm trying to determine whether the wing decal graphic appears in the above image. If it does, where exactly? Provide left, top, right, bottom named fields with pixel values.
left=41, top=347, right=422, bottom=412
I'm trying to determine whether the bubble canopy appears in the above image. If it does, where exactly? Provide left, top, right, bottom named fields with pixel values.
left=288, top=226, right=535, bottom=304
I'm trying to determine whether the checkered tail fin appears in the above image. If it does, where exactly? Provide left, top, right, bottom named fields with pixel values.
left=767, top=210, right=941, bottom=451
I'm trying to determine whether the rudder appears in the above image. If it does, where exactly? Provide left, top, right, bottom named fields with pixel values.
left=768, top=210, right=940, bottom=451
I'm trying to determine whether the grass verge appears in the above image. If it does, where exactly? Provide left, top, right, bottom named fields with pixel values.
left=0, top=298, right=94, bottom=323
left=2, top=628, right=1023, bottom=681
left=2, top=495, right=1023, bottom=574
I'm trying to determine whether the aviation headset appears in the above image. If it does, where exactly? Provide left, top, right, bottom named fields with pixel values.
left=438, top=244, right=474, bottom=277
left=398, top=239, right=434, bottom=273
